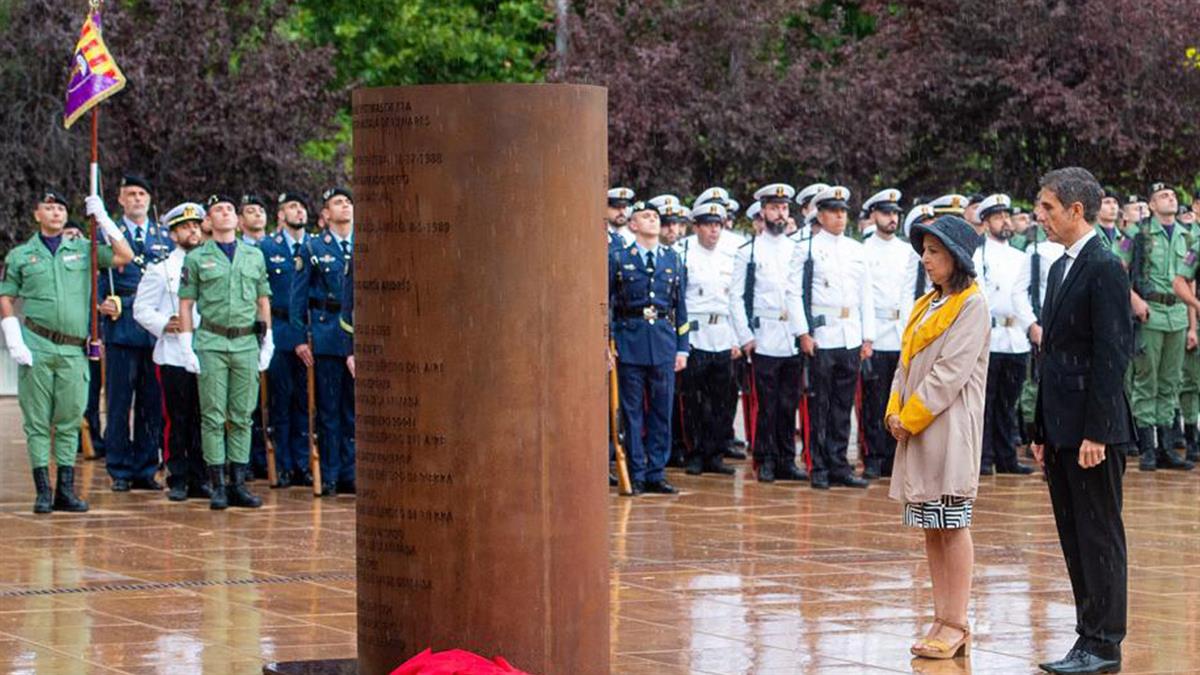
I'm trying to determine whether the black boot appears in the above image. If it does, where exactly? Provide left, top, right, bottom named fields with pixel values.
left=227, top=463, right=263, bottom=508
left=166, top=479, right=188, bottom=502
left=1173, top=410, right=1187, bottom=449
left=1138, top=426, right=1157, bottom=471
left=32, top=467, right=53, bottom=514
left=208, top=464, right=228, bottom=510
left=1157, top=426, right=1195, bottom=471
left=776, top=462, right=809, bottom=481
left=273, top=470, right=292, bottom=489
left=52, top=466, right=89, bottom=512
left=1187, top=423, right=1200, bottom=462
left=188, top=480, right=213, bottom=499
left=755, top=460, right=776, bottom=483
left=685, top=455, right=704, bottom=476
left=703, top=457, right=737, bottom=476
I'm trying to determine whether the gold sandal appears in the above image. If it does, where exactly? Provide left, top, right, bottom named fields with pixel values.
left=911, top=619, right=970, bottom=659
left=909, top=618, right=943, bottom=655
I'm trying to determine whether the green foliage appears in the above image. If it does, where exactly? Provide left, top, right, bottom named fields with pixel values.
left=284, top=0, right=551, bottom=88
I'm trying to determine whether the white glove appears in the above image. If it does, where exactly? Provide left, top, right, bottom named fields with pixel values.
left=1, top=316, right=33, bottom=367
left=85, top=195, right=125, bottom=242
left=258, top=329, right=275, bottom=372
left=179, top=331, right=200, bottom=373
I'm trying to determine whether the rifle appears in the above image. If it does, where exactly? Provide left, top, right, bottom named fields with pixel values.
left=608, top=338, right=632, bottom=496
left=305, top=336, right=322, bottom=496
left=260, top=372, right=278, bottom=487
left=743, top=236, right=757, bottom=330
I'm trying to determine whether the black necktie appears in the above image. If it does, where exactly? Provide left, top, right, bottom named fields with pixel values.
left=646, top=250, right=655, bottom=273
left=1046, top=256, right=1067, bottom=318
left=341, top=240, right=351, bottom=259
left=292, top=242, right=301, bottom=257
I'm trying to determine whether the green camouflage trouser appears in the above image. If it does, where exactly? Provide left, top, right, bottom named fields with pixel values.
left=18, top=350, right=88, bottom=469
left=1132, top=326, right=1186, bottom=428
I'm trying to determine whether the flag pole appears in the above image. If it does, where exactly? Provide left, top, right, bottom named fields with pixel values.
left=88, top=108, right=102, bottom=362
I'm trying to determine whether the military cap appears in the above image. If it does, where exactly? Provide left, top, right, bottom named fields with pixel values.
left=727, top=198, right=740, bottom=215
left=754, top=183, right=796, bottom=204
left=277, top=191, right=307, bottom=208
left=607, top=187, right=635, bottom=207
left=321, top=186, right=353, bottom=204
left=796, top=183, right=830, bottom=208
left=813, top=185, right=852, bottom=211
left=206, top=194, right=237, bottom=209
left=863, top=188, right=903, bottom=213
left=977, top=194, right=1013, bottom=220
left=911, top=215, right=980, bottom=277
left=1125, top=193, right=1142, bottom=205
left=648, top=194, right=681, bottom=210
left=695, top=187, right=731, bottom=207
left=693, top=202, right=727, bottom=224
left=119, top=173, right=152, bottom=193
left=1013, top=206, right=1026, bottom=215
left=1178, top=202, right=1193, bottom=217
left=629, top=199, right=656, bottom=215
left=746, top=202, right=763, bottom=221
left=1148, top=181, right=1174, bottom=198
left=903, top=204, right=936, bottom=238
left=164, top=202, right=207, bottom=228
left=967, top=193, right=985, bottom=206
left=38, top=190, right=69, bottom=208
left=930, top=193, right=968, bottom=215
left=659, top=203, right=689, bottom=223
left=1101, top=186, right=1121, bottom=202
left=240, top=193, right=268, bottom=212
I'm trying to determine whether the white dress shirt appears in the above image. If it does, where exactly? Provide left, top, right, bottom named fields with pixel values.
left=862, top=233, right=913, bottom=352
left=730, top=232, right=804, bottom=357
left=1013, top=239, right=1066, bottom=333
left=1060, top=229, right=1097, bottom=281
left=787, top=229, right=875, bottom=349
left=979, top=237, right=1033, bottom=354
left=681, top=239, right=737, bottom=353
left=133, top=247, right=202, bottom=368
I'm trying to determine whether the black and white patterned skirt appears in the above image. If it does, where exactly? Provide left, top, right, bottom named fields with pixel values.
left=903, top=495, right=974, bottom=529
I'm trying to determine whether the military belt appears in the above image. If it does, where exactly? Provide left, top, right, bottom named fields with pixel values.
left=200, top=321, right=257, bottom=339
left=1144, top=292, right=1178, bottom=307
left=812, top=305, right=854, bottom=320
left=24, top=319, right=86, bottom=348
left=991, top=315, right=1019, bottom=328
left=876, top=308, right=902, bottom=321
left=309, top=298, right=342, bottom=313
left=618, top=306, right=675, bottom=323
left=271, top=307, right=290, bottom=321
left=689, top=313, right=728, bottom=325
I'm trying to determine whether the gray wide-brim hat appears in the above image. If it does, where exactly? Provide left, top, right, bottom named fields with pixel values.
left=910, top=215, right=980, bottom=277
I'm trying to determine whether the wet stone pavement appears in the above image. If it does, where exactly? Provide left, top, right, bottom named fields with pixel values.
left=0, top=399, right=1198, bottom=673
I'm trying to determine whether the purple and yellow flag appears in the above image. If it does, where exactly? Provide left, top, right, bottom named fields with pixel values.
left=63, top=11, right=126, bottom=129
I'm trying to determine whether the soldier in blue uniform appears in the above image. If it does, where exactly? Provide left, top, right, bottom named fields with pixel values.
left=259, top=191, right=313, bottom=488
left=609, top=200, right=690, bottom=495
left=291, top=187, right=355, bottom=496
left=97, top=173, right=174, bottom=491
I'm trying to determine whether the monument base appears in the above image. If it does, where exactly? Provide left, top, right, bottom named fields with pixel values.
left=262, top=660, right=358, bottom=674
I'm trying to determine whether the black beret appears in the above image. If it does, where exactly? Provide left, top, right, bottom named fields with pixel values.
left=1148, top=181, right=1174, bottom=197
left=206, top=194, right=238, bottom=209
left=240, top=193, right=268, bottom=211
left=321, top=186, right=352, bottom=205
left=38, top=190, right=68, bottom=208
left=277, top=191, right=308, bottom=208
left=120, top=173, right=152, bottom=193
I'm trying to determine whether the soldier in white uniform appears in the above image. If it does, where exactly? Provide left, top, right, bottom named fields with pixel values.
left=795, top=182, right=830, bottom=236
left=901, top=204, right=938, bottom=309
left=976, top=194, right=1035, bottom=475
left=607, top=187, right=636, bottom=249
left=680, top=203, right=739, bottom=476
left=790, top=186, right=874, bottom=489
left=860, top=189, right=910, bottom=479
left=731, top=183, right=808, bottom=483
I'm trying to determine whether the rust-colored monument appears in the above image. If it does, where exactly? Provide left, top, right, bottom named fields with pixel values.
left=272, top=84, right=608, bottom=675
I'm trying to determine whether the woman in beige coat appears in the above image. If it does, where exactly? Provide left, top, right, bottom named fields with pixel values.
left=885, top=215, right=990, bottom=661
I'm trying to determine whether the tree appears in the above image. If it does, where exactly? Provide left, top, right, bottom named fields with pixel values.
left=0, top=0, right=344, bottom=254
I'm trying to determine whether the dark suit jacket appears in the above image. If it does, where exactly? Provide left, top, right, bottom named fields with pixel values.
left=1033, top=234, right=1135, bottom=448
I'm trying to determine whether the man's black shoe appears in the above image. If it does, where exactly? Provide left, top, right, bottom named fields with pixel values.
left=776, top=464, right=809, bottom=481
left=704, top=459, right=737, bottom=476
left=997, top=463, right=1035, bottom=475
left=167, top=482, right=188, bottom=502
left=862, top=461, right=880, bottom=480
left=810, top=472, right=830, bottom=490
left=1039, top=648, right=1120, bottom=674
left=608, top=472, right=618, bottom=487
left=320, top=482, right=338, bottom=497
left=756, top=463, right=775, bottom=483
left=685, top=457, right=704, bottom=476
left=111, top=478, right=131, bottom=492
left=132, top=477, right=162, bottom=491
left=273, top=471, right=292, bottom=489
left=724, top=447, right=748, bottom=460
left=295, top=471, right=314, bottom=487
left=832, top=473, right=869, bottom=489
left=628, top=481, right=645, bottom=496
left=979, top=464, right=995, bottom=476
left=642, top=480, right=677, bottom=495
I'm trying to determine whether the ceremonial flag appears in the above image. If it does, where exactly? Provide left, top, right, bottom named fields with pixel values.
left=63, top=10, right=126, bottom=129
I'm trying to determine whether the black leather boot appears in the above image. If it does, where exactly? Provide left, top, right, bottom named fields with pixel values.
left=166, top=479, right=188, bottom=502
left=32, top=467, right=53, bottom=514
left=208, top=464, right=228, bottom=510
left=1173, top=410, right=1187, bottom=449
left=1138, top=427, right=1157, bottom=471
left=52, top=466, right=89, bottom=512
left=227, top=463, right=263, bottom=508
left=1157, top=425, right=1195, bottom=470
left=1187, top=423, right=1200, bottom=462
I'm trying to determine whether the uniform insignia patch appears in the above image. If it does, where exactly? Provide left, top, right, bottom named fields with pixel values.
left=28, top=255, right=38, bottom=264
left=1187, top=251, right=1198, bottom=267
left=323, top=234, right=332, bottom=243
left=269, top=255, right=285, bottom=264
left=623, top=264, right=635, bottom=270
left=63, top=253, right=82, bottom=262
left=181, top=267, right=190, bottom=285
left=1120, top=239, right=1133, bottom=252
left=319, top=254, right=336, bottom=264
left=665, top=268, right=673, bottom=274
left=295, top=257, right=304, bottom=271
left=201, top=261, right=217, bottom=269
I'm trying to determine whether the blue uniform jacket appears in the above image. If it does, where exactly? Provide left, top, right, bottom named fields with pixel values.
left=259, top=232, right=309, bottom=352
left=290, top=232, right=353, bottom=357
left=99, top=217, right=174, bottom=347
left=609, top=242, right=690, bottom=366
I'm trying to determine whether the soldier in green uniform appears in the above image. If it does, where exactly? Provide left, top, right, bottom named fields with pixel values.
left=1095, top=187, right=1131, bottom=259
left=1121, top=182, right=1194, bottom=471
left=0, top=190, right=133, bottom=513
left=177, top=194, right=275, bottom=510
left=1174, top=201, right=1200, bottom=461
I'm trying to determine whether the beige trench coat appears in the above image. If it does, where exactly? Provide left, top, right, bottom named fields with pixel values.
left=887, top=289, right=991, bottom=504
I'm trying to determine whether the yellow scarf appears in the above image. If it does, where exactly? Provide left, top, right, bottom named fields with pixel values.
left=899, top=282, right=980, bottom=368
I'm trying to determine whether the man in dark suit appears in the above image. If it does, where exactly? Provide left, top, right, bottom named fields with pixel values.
left=1031, top=167, right=1133, bottom=675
